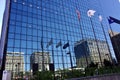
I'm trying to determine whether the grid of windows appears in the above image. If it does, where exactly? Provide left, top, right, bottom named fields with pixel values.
left=1, top=0, right=112, bottom=79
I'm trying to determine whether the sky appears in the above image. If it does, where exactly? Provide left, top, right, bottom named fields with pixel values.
left=0, top=0, right=6, bottom=39
left=0, top=0, right=120, bottom=38
left=99, top=0, right=120, bottom=32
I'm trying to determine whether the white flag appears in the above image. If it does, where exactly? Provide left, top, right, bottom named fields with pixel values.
left=99, top=15, right=102, bottom=21
left=87, top=9, right=96, bottom=17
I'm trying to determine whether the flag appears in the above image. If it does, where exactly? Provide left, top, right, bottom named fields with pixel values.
left=99, top=15, right=102, bottom=21
left=87, top=9, right=96, bottom=17
left=46, top=38, right=53, bottom=48
left=76, top=9, right=80, bottom=20
left=56, top=41, right=62, bottom=48
left=66, top=52, right=70, bottom=55
left=109, top=16, right=120, bottom=24
left=63, top=42, right=69, bottom=49
left=108, top=18, right=114, bottom=24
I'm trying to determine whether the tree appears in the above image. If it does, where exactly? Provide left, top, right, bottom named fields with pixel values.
left=85, top=62, right=98, bottom=76
left=89, top=62, right=98, bottom=68
left=103, top=59, right=112, bottom=67
left=33, top=71, right=53, bottom=80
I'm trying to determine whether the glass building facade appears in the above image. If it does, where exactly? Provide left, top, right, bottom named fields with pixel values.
left=0, top=0, right=112, bottom=79
left=74, top=39, right=111, bottom=68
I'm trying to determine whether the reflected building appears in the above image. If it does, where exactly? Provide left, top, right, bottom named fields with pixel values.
left=30, top=52, right=50, bottom=71
left=109, top=31, right=120, bottom=64
left=0, top=0, right=113, bottom=79
left=5, top=52, right=24, bottom=78
left=74, top=39, right=111, bottom=68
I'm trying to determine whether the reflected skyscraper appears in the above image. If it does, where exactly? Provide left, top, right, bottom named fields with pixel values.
left=0, top=0, right=112, bottom=79
left=74, top=39, right=111, bottom=68
left=5, top=52, right=24, bottom=79
left=30, top=52, right=50, bottom=71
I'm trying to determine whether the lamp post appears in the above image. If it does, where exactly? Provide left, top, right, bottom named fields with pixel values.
left=67, top=52, right=73, bottom=72
left=17, top=63, right=20, bottom=78
left=15, top=64, right=17, bottom=79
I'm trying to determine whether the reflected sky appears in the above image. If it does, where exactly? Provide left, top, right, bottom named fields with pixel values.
left=1, top=0, right=116, bottom=72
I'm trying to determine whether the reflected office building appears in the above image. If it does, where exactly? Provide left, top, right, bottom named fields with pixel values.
left=74, top=39, right=111, bottom=68
left=30, top=52, right=50, bottom=72
left=5, top=52, right=24, bottom=79
left=0, top=0, right=113, bottom=79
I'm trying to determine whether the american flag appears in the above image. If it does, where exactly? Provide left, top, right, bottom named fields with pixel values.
left=76, top=9, right=80, bottom=20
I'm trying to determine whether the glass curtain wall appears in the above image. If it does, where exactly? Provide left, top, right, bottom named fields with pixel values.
left=1, top=0, right=111, bottom=79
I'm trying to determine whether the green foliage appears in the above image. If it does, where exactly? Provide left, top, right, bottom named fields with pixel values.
left=103, top=59, right=113, bottom=67
left=19, top=66, right=120, bottom=80
left=84, top=62, right=98, bottom=76
left=64, top=69, right=84, bottom=79
left=33, top=71, right=54, bottom=80
left=85, top=67, right=97, bottom=76
left=88, top=62, right=98, bottom=68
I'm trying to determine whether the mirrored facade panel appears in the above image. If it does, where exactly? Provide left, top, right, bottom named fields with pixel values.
left=0, top=0, right=112, bottom=79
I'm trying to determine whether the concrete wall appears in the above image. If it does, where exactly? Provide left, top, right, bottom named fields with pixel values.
left=66, top=73, right=120, bottom=80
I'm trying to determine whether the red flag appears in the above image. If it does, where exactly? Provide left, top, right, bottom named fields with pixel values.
left=76, top=9, right=80, bottom=20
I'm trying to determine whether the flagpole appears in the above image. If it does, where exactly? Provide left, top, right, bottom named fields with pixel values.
left=89, top=17, right=103, bottom=66
left=61, top=0, right=73, bottom=73
left=64, top=42, right=73, bottom=73
left=68, top=45, right=73, bottom=71
left=46, top=38, right=55, bottom=79
left=52, top=46, right=55, bottom=80
left=67, top=28, right=73, bottom=71
left=40, top=0, right=45, bottom=72
left=51, top=38, right=55, bottom=80
left=64, top=41, right=73, bottom=72
left=108, top=18, right=120, bottom=64
left=59, top=40, right=65, bottom=77
left=41, top=37, right=45, bottom=71
left=77, top=12, right=89, bottom=67
left=100, top=21, right=112, bottom=62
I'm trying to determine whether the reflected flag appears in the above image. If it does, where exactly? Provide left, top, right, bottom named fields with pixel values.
left=56, top=41, right=62, bottom=48
left=99, top=15, right=102, bottom=22
left=66, top=52, right=70, bottom=55
left=46, top=38, right=53, bottom=48
left=63, top=42, right=69, bottom=49
left=76, top=9, right=80, bottom=20
left=87, top=9, right=96, bottom=17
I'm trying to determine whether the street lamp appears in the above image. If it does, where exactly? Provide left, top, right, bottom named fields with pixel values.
left=15, top=64, right=17, bottom=78
left=66, top=52, right=73, bottom=71
left=17, top=63, right=20, bottom=78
